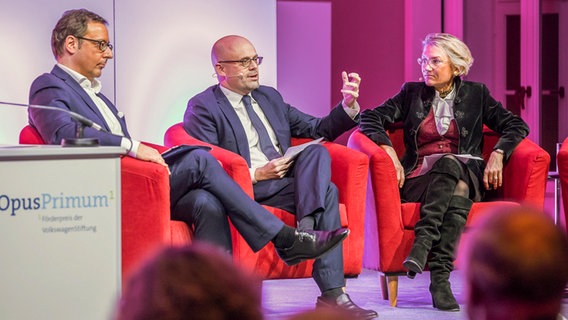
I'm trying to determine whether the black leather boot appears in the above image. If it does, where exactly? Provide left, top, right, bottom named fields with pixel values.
left=404, top=158, right=461, bottom=278
left=428, top=195, right=471, bottom=311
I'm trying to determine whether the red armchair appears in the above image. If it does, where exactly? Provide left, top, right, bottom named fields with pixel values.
left=557, top=137, right=568, bottom=232
left=348, top=127, right=550, bottom=307
left=19, top=125, right=191, bottom=280
left=164, top=122, right=369, bottom=279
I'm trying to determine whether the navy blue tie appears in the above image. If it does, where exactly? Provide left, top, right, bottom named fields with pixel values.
left=242, top=95, right=280, bottom=160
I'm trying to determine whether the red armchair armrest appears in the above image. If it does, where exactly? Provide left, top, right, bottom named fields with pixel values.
left=164, top=123, right=253, bottom=197
left=347, top=130, right=405, bottom=268
left=501, top=138, right=550, bottom=208
left=120, top=157, right=171, bottom=277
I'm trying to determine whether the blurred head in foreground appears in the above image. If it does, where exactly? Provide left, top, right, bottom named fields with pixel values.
left=464, top=206, right=568, bottom=320
left=116, top=243, right=263, bottom=320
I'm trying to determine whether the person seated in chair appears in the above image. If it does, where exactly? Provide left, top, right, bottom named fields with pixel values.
left=184, top=35, right=377, bottom=319
left=463, top=206, right=568, bottom=320
left=359, top=33, right=529, bottom=311
left=28, top=9, right=348, bottom=271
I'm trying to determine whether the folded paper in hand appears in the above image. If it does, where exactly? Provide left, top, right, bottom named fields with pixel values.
left=283, top=137, right=324, bottom=160
left=417, top=153, right=483, bottom=176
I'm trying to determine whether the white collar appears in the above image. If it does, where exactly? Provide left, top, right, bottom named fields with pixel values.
left=57, top=63, right=102, bottom=94
left=219, top=85, right=252, bottom=108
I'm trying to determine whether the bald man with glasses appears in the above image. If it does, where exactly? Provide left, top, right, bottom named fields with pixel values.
left=184, top=35, right=377, bottom=319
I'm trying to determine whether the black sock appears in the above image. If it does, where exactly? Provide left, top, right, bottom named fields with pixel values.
left=322, top=287, right=344, bottom=299
left=272, top=225, right=295, bottom=249
left=297, top=215, right=315, bottom=231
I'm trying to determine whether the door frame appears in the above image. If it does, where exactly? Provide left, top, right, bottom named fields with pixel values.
left=493, top=0, right=543, bottom=144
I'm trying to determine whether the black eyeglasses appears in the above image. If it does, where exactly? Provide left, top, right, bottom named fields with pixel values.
left=218, top=55, right=263, bottom=68
left=76, top=36, right=113, bottom=52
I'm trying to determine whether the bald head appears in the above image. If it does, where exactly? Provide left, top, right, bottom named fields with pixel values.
left=210, top=35, right=260, bottom=95
left=464, top=206, right=568, bottom=320
left=211, top=35, right=254, bottom=66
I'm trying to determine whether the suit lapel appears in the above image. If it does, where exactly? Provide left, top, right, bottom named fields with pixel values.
left=212, top=85, right=252, bottom=163
left=51, top=65, right=133, bottom=138
left=52, top=66, right=111, bottom=131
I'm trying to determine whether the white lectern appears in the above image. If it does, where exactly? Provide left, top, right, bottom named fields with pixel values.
left=0, top=145, right=123, bottom=320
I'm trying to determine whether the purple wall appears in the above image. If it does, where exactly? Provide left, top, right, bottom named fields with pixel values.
left=277, top=0, right=406, bottom=135
left=277, top=1, right=331, bottom=117
left=331, top=0, right=406, bottom=144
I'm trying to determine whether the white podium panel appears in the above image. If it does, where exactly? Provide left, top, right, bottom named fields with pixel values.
left=0, top=146, right=123, bottom=320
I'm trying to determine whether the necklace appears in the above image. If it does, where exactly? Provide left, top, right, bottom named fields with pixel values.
left=438, top=84, right=454, bottom=99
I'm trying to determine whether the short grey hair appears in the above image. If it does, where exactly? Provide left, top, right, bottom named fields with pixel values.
left=423, top=33, right=474, bottom=76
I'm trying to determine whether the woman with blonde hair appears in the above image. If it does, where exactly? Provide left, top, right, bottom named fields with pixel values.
left=359, top=33, right=529, bottom=311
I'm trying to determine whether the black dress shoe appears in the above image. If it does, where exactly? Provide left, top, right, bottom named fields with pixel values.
left=316, top=293, right=378, bottom=319
left=276, top=228, right=349, bottom=266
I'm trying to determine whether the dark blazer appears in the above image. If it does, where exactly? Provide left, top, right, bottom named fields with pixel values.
left=184, top=84, right=358, bottom=166
left=29, top=65, right=129, bottom=146
left=359, top=77, right=530, bottom=178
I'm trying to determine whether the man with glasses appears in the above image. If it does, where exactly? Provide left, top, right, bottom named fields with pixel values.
left=29, top=9, right=350, bottom=271
left=184, top=35, right=377, bottom=319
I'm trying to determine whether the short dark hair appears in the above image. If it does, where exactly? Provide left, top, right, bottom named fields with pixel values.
left=51, top=9, right=107, bottom=58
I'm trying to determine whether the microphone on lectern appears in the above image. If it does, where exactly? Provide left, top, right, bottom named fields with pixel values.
left=0, top=100, right=107, bottom=147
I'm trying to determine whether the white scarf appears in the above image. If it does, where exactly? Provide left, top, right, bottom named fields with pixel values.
left=433, top=88, right=455, bottom=135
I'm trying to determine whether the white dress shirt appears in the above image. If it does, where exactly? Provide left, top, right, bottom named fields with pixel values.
left=432, top=88, right=456, bottom=135
left=219, top=86, right=280, bottom=182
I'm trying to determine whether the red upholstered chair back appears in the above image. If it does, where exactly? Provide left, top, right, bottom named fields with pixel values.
left=348, top=125, right=550, bottom=307
left=19, top=125, right=46, bottom=144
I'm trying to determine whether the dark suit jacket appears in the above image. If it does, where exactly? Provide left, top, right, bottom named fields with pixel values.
left=29, top=65, right=129, bottom=146
left=184, top=84, right=358, bottom=166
